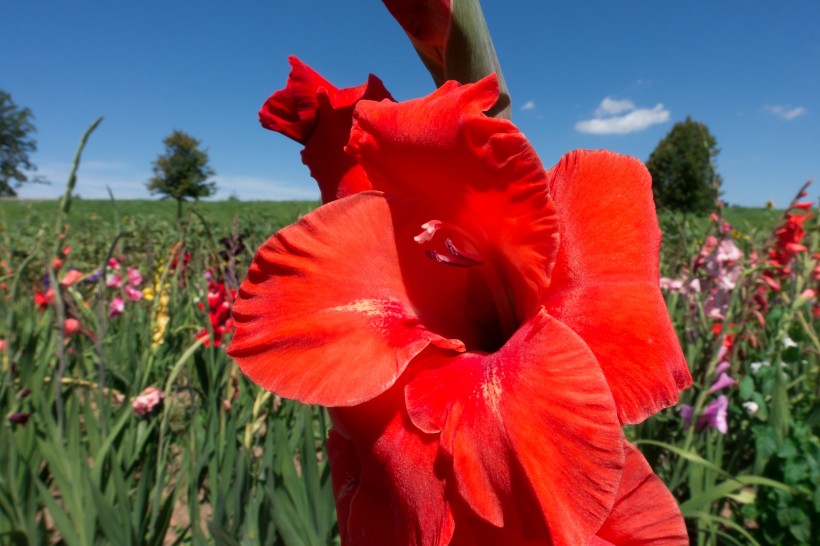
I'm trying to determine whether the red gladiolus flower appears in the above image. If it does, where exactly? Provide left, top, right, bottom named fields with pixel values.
left=768, top=210, right=810, bottom=274
left=35, top=288, right=55, bottom=311
left=63, top=318, right=81, bottom=336
left=259, top=56, right=393, bottom=203
left=197, top=279, right=236, bottom=347
left=231, top=64, right=690, bottom=545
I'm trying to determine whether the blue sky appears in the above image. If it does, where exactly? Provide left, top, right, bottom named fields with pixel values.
left=2, top=1, right=818, bottom=206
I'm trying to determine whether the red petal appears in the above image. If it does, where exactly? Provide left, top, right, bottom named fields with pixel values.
left=595, top=443, right=688, bottom=545
left=406, top=310, right=624, bottom=545
left=258, top=56, right=393, bottom=202
left=348, top=75, right=559, bottom=325
left=544, top=150, right=690, bottom=424
left=229, top=192, right=469, bottom=406
left=329, top=385, right=455, bottom=546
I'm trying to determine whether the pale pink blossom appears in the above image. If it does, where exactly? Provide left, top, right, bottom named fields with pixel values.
left=63, top=318, right=81, bottom=336
left=127, top=267, right=142, bottom=287
left=124, top=285, right=143, bottom=301
left=132, top=387, right=164, bottom=416
left=716, top=240, right=743, bottom=263
left=60, top=269, right=84, bottom=287
left=108, top=297, right=125, bottom=317
left=106, top=273, right=123, bottom=288
left=799, top=288, right=816, bottom=301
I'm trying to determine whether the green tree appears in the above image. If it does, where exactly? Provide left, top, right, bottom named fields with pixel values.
left=646, top=117, right=721, bottom=214
left=147, top=130, right=216, bottom=218
left=0, top=90, right=39, bottom=197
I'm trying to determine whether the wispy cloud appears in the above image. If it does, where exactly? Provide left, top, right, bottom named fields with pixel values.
left=576, top=97, right=670, bottom=135
left=595, top=97, right=635, bottom=116
left=766, top=104, right=807, bottom=120
left=520, top=100, right=535, bottom=111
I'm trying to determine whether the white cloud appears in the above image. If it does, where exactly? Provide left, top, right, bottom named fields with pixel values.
left=595, top=97, right=635, bottom=116
left=576, top=100, right=670, bottom=135
left=766, top=104, right=807, bottom=120
left=520, top=100, right=535, bottom=111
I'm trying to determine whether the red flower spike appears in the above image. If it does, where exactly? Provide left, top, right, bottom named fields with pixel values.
left=406, top=310, right=623, bottom=545
left=233, top=68, right=690, bottom=545
left=543, top=150, right=691, bottom=425
left=594, top=443, right=688, bottom=545
left=259, top=57, right=394, bottom=202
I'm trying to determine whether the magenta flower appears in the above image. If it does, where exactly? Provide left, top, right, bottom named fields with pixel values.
left=106, top=273, right=123, bottom=289
left=7, top=412, right=32, bottom=426
left=108, top=297, right=125, bottom=318
left=709, top=372, right=736, bottom=393
left=132, top=387, right=164, bottom=416
left=124, top=285, right=143, bottom=301
left=127, top=267, right=143, bottom=287
left=697, top=395, right=729, bottom=434
left=679, top=404, right=694, bottom=428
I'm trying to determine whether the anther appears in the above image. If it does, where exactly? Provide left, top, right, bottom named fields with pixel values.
left=414, top=220, right=443, bottom=244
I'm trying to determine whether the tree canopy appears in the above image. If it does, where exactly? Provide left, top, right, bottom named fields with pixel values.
left=147, top=130, right=216, bottom=217
left=0, top=90, right=39, bottom=197
left=647, top=117, right=721, bottom=215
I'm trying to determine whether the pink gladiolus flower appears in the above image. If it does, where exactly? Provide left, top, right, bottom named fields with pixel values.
left=716, top=239, right=742, bottom=263
left=132, top=387, right=164, bottom=416
left=106, top=273, right=123, bottom=288
left=108, top=297, right=125, bottom=317
left=108, top=258, right=120, bottom=269
left=0, top=339, right=6, bottom=351
left=124, top=285, right=143, bottom=301
left=63, top=318, right=80, bottom=336
left=698, top=395, right=729, bottom=434
left=127, top=267, right=142, bottom=287
left=60, top=269, right=84, bottom=287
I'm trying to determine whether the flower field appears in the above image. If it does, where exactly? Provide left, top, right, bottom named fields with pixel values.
left=1, top=138, right=818, bottom=545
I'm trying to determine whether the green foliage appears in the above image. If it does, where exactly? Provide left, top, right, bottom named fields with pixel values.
left=147, top=130, right=217, bottom=218
left=647, top=116, right=721, bottom=215
left=0, top=90, right=40, bottom=197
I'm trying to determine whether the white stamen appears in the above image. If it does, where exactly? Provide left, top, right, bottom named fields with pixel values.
left=413, top=220, right=443, bottom=244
